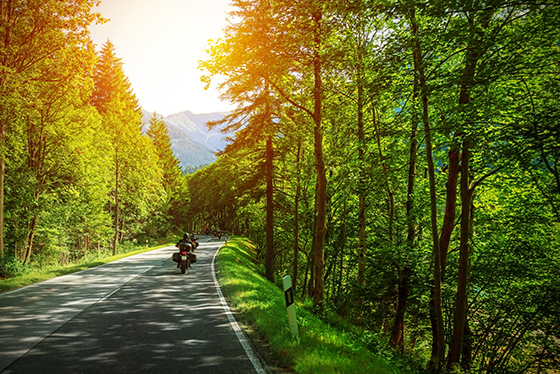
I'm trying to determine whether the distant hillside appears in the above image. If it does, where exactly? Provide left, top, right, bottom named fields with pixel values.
left=142, top=110, right=230, bottom=171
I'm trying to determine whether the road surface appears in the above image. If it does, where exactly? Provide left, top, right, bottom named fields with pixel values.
left=0, top=236, right=267, bottom=374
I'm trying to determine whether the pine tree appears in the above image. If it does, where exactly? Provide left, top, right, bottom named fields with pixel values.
left=146, top=113, right=188, bottom=231
left=91, top=40, right=148, bottom=255
left=146, top=113, right=181, bottom=187
left=92, top=40, right=141, bottom=118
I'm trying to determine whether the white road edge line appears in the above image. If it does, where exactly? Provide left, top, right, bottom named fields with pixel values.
left=211, top=242, right=267, bottom=374
left=100, top=287, right=120, bottom=302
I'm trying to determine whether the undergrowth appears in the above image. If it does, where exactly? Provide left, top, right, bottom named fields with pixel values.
left=216, top=236, right=417, bottom=374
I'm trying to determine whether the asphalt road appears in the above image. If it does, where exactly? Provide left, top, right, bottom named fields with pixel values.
left=0, top=236, right=266, bottom=374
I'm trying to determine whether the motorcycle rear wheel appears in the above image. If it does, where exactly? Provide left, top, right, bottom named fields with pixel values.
left=180, top=262, right=187, bottom=274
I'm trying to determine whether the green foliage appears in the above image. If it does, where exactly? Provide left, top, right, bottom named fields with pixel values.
left=217, top=236, right=404, bottom=373
left=0, top=4, right=184, bottom=272
left=0, top=1, right=558, bottom=372
left=91, top=40, right=165, bottom=254
left=1, top=0, right=104, bottom=258
left=146, top=112, right=189, bottom=233
left=0, top=256, right=32, bottom=278
left=198, top=0, right=560, bottom=372
left=187, top=153, right=261, bottom=234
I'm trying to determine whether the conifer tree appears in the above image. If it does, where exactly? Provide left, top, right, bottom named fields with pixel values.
left=147, top=113, right=188, bottom=231
left=201, top=0, right=282, bottom=282
left=92, top=40, right=141, bottom=118
left=91, top=40, right=155, bottom=254
left=146, top=113, right=181, bottom=187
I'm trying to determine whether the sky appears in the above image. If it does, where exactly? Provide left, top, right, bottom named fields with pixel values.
left=89, top=0, right=235, bottom=116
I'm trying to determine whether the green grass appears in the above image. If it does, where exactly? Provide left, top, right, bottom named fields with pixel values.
left=0, top=243, right=173, bottom=293
left=216, top=236, right=402, bottom=374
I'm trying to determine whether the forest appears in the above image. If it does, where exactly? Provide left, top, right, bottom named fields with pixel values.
left=1, top=0, right=559, bottom=373
left=196, top=0, right=560, bottom=372
left=0, top=2, right=188, bottom=268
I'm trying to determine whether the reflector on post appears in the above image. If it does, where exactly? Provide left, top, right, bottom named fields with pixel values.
left=283, top=275, right=299, bottom=339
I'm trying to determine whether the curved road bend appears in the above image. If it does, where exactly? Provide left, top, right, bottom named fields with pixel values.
left=0, top=237, right=267, bottom=374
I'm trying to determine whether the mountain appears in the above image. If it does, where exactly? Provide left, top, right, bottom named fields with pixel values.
left=141, top=110, right=229, bottom=171
left=164, top=111, right=229, bottom=152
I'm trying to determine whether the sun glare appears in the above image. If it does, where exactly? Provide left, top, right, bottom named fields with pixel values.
left=89, top=0, right=235, bottom=116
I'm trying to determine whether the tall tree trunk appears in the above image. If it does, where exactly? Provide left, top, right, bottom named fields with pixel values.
left=391, top=266, right=412, bottom=351
left=293, top=141, right=302, bottom=292
left=308, top=247, right=315, bottom=298
left=0, top=149, right=4, bottom=259
left=424, top=62, right=445, bottom=374
left=265, top=135, right=275, bottom=282
left=390, top=72, right=420, bottom=349
left=23, top=114, right=47, bottom=265
left=439, top=148, right=460, bottom=275
left=311, top=9, right=326, bottom=310
left=357, top=59, right=367, bottom=289
left=406, top=77, right=419, bottom=263
left=409, top=5, right=445, bottom=369
left=0, top=0, right=13, bottom=260
left=373, top=108, right=395, bottom=242
left=0, top=121, right=4, bottom=260
left=462, top=320, right=473, bottom=370
left=448, top=138, right=474, bottom=367
left=337, top=217, right=345, bottom=300
left=24, top=169, right=43, bottom=265
left=24, top=214, right=38, bottom=264
left=113, top=150, right=119, bottom=256
left=447, top=8, right=485, bottom=362
left=336, top=199, right=347, bottom=300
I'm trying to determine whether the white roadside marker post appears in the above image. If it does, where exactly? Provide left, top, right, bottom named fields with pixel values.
left=283, top=275, right=299, bottom=339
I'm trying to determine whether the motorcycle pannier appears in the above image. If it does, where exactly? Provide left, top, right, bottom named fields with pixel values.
left=189, top=253, right=197, bottom=263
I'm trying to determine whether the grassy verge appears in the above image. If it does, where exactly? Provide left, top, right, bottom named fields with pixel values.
left=216, top=236, right=402, bottom=374
left=0, top=242, right=173, bottom=293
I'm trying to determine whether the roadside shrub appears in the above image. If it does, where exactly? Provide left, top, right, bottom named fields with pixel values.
left=0, top=256, right=32, bottom=278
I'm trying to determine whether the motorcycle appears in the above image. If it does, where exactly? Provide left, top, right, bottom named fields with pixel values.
left=179, top=247, right=190, bottom=274
left=190, top=235, right=199, bottom=250
left=212, top=229, right=222, bottom=239
left=173, top=241, right=192, bottom=274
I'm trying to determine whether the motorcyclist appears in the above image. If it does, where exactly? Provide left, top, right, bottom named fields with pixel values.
left=189, top=233, right=199, bottom=250
left=175, top=233, right=192, bottom=268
